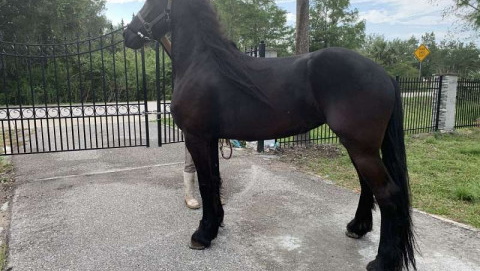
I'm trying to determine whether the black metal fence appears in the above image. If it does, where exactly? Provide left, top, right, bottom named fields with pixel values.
left=244, top=41, right=265, bottom=58
left=397, top=76, right=443, bottom=134
left=456, top=78, right=480, bottom=128
left=0, top=28, right=180, bottom=155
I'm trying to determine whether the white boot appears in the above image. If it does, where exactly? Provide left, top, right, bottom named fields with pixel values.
left=184, top=172, right=200, bottom=209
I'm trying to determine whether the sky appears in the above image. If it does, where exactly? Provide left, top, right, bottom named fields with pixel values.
left=103, top=0, right=479, bottom=45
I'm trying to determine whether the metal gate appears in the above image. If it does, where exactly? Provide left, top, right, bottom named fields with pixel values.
left=0, top=28, right=182, bottom=155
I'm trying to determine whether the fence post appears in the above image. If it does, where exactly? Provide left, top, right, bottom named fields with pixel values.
left=259, top=41, right=265, bottom=57
left=432, top=74, right=458, bottom=132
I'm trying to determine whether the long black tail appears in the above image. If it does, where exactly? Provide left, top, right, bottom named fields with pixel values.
left=380, top=78, right=416, bottom=270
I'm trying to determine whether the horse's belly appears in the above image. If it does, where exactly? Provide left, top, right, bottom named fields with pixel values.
left=221, top=109, right=325, bottom=141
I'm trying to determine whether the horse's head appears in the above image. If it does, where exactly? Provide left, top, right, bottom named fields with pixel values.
left=123, top=0, right=173, bottom=49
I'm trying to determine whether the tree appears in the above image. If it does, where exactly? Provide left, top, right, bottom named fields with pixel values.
left=436, top=40, right=480, bottom=76
left=0, top=0, right=109, bottom=42
left=212, top=0, right=294, bottom=55
left=361, top=35, right=419, bottom=77
left=309, top=0, right=365, bottom=50
left=454, top=0, right=480, bottom=29
left=420, top=32, right=480, bottom=77
left=296, top=0, right=310, bottom=54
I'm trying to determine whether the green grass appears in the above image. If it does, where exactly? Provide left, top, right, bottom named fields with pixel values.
left=280, top=128, right=480, bottom=228
left=0, top=136, right=10, bottom=269
left=0, top=244, right=6, bottom=270
left=406, top=129, right=480, bottom=227
left=0, top=157, right=13, bottom=184
left=0, top=136, right=12, bottom=182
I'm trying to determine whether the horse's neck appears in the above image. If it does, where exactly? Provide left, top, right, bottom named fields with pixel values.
left=170, top=0, right=239, bottom=76
left=170, top=32, right=199, bottom=75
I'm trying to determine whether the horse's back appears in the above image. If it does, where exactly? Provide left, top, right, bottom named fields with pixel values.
left=306, top=47, right=396, bottom=145
left=308, top=47, right=393, bottom=94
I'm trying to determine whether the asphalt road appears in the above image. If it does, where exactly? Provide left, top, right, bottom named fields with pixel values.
left=7, top=143, right=480, bottom=270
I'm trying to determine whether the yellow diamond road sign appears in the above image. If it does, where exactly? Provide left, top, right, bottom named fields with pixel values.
left=414, top=44, right=430, bottom=62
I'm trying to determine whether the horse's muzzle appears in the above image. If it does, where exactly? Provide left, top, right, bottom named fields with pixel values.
left=123, top=28, right=145, bottom=50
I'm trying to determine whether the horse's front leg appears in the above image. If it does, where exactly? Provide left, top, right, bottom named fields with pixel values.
left=185, top=134, right=224, bottom=250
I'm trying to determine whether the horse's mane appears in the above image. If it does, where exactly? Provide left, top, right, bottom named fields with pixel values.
left=179, top=0, right=272, bottom=107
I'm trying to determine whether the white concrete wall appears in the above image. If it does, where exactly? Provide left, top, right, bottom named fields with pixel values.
left=433, top=75, right=458, bottom=132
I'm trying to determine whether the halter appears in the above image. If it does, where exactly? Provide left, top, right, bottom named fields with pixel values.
left=133, top=0, right=173, bottom=41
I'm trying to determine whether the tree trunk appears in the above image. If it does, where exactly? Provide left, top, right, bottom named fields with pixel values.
left=295, top=0, right=310, bottom=55
left=295, top=0, right=310, bottom=145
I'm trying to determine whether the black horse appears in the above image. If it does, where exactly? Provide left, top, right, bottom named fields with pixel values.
left=123, top=0, right=415, bottom=270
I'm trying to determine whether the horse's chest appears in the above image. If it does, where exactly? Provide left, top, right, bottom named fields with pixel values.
left=170, top=88, right=215, bottom=133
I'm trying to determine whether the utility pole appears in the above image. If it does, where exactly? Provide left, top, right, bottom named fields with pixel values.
left=295, top=0, right=310, bottom=145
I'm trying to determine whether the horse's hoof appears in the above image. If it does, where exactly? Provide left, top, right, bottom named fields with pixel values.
left=366, top=258, right=401, bottom=271
left=346, top=218, right=372, bottom=239
left=345, top=230, right=361, bottom=239
left=366, top=259, right=378, bottom=270
left=189, top=239, right=206, bottom=250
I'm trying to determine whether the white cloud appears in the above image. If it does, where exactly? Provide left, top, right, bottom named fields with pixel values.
left=401, top=15, right=446, bottom=26
left=275, top=0, right=455, bottom=28
left=286, top=12, right=296, bottom=25
left=354, top=0, right=452, bottom=25
left=360, top=9, right=391, bottom=24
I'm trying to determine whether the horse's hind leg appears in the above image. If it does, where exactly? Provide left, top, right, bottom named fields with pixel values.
left=345, top=160, right=374, bottom=239
left=342, top=141, right=409, bottom=270
left=185, top=134, right=224, bottom=250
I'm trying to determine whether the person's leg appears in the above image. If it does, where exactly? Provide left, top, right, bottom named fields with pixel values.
left=184, top=146, right=200, bottom=209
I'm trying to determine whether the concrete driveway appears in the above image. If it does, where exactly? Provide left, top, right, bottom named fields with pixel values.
left=7, top=143, right=480, bottom=270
